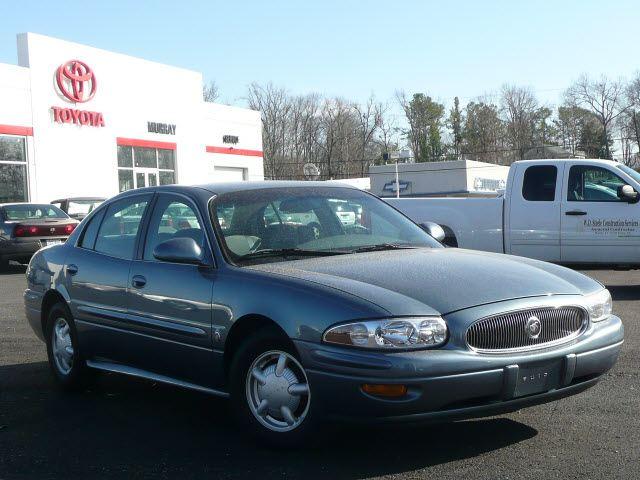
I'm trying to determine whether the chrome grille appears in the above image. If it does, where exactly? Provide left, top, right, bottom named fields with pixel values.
left=466, top=306, right=588, bottom=353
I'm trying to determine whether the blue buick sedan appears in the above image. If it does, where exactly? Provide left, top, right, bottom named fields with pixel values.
left=24, top=182, right=624, bottom=444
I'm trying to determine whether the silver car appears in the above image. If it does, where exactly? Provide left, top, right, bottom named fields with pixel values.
left=23, top=183, right=624, bottom=444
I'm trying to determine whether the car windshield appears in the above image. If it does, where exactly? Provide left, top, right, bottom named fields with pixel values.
left=616, top=164, right=640, bottom=186
left=2, top=204, right=68, bottom=220
left=211, top=187, right=441, bottom=264
left=67, top=200, right=103, bottom=216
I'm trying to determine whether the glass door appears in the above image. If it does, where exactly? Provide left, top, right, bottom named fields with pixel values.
left=134, top=169, right=159, bottom=188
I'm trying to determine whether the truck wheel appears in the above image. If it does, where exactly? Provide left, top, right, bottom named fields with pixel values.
left=229, top=327, right=318, bottom=446
left=45, top=302, right=90, bottom=390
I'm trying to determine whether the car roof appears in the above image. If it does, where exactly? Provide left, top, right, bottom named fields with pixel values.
left=110, top=181, right=358, bottom=201
left=194, top=180, right=357, bottom=194
left=512, top=158, right=620, bottom=167
left=50, top=197, right=106, bottom=202
left=0, top=202, right=60, bottom=208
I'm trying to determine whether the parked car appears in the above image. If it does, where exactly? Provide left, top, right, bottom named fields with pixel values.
left=24, top=183, right=623, bottom=444
left=50, top=197, right=105, bottom=220
left=387, top=159, right=640, bottom=267
left=0, top=203, right=78, bottom=269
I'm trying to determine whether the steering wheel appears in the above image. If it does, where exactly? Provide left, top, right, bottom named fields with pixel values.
left=308, top=222, right=322, bottom=239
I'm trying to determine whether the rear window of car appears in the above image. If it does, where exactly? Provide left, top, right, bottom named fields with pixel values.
left=2, top=204, right=68, bottom=220
left=67, top=200, right=103, bottom=216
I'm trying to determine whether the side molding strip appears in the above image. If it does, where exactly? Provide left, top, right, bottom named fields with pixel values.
left=85, top=359, right=230, bottom=398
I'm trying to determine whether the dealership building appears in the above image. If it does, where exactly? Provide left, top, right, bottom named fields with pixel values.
left=0, top=33, right=264, bottom=204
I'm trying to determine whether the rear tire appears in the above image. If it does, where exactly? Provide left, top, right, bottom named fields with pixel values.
left=229, top=327, right=318, bottom=446
left=0, top=259, right=8, bottom=271
left=45, top=302, right=91, bottom=390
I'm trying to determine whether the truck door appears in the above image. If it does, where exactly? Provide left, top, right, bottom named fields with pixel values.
left=561, top=162, right=640, bottom=264
left=507, top=163, right=562, bottom=262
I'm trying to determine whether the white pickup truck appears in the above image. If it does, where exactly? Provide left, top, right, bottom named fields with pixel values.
left=387, top=159, right=640, bottom=267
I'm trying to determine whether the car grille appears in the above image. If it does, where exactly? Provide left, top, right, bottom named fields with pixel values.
left=466, top=306, right=588, bottom=353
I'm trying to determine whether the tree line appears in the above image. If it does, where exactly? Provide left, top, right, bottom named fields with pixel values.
left=205, top=73, right=640, bottom=180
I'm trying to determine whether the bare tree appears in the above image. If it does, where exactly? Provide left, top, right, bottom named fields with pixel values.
left=247, top=82, right=292, bottom=179
left=565, top=74, right=632, bottom=159
left=203, top=80, right=220, bottom=103
left=625, top=72, right=640, bottom=163
left=352, top=95, right=383, bottom=176
left=500, top=85, right=538, bottom=161
left=318, top=98, right=358, bottom=179
left=376, top=104, right=398, bottom=163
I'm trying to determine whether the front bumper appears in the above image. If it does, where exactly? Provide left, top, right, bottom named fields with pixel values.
left=294, top=314, right=623, bottom=422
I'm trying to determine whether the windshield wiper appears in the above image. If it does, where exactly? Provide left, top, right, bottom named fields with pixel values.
left=238, top=248, right=349, bottom=261
left=351, top=243, right=417, bottom=253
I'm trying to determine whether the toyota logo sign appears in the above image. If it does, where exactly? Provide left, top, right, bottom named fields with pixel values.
left=56, top=60, right=97, bottom=103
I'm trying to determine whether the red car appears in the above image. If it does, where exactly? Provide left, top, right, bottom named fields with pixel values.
left=0, top=203, right=78, bottom=269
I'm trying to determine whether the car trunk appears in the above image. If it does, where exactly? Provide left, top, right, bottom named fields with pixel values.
left=10, top=218, right=78, bottom=245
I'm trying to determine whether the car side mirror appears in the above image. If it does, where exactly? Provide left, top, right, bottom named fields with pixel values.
left=420, top=221, right=446, bottom=242
left=153, top=237, right=204, bottom=265
left=617, top=184, right=639, bottom=204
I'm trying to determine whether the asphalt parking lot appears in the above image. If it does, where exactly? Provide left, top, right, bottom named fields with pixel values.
left=0, top=264, right=638, bottom=480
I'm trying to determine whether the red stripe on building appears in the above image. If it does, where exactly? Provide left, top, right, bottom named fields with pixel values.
left=116, top=137, right=177, bottom=150
left=0, top=124, right=33, bottom=136
left=206, top=146, right=263, bottom=157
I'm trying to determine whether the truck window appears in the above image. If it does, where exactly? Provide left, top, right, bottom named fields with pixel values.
left=567, top=166, right=625, bottom=202
left=522, top=165, right=557, bottom=201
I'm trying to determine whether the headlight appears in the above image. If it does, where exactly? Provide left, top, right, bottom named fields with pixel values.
left=584, top=289, right=612, bottom=322
left=323, top=317, right=448, bottom=350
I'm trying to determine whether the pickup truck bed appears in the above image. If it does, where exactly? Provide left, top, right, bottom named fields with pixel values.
left=387, top=197, right=504, bottom=252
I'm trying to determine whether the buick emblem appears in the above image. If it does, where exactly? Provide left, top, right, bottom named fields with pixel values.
left=50, top=227, right=56, bottom=233
left=56, top=59, right=97, bottom=103
left=525, top=316, right=542, bottom=339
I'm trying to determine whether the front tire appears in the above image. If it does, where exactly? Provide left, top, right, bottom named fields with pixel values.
left=230, top=328, right=317, bottom=446
left=45, top=302, right=90, bottom=390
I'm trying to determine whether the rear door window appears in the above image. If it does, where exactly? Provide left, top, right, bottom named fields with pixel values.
left=94, top=196, right=151, bottom=259
left=79, top=209, right=106, bottom=249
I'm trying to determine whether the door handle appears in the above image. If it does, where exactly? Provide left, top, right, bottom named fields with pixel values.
left=132, top=275, right=147, bottom=288
left=565, top=210, right=587, bottom=216
left=66, top=264, right=78, bottom=276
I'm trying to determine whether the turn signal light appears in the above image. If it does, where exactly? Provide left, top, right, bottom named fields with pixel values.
left=362, top=384, right=408, bottom=398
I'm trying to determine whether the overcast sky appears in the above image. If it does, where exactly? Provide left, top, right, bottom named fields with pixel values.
left=1, top=0, right=639, bottom=110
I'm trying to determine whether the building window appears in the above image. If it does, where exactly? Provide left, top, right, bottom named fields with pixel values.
left=117, top=145, right=176, bottom=192
left=0, top=136, right=28, bottom=203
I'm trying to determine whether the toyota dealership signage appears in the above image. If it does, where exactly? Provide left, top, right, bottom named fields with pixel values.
left=51, top=59, right=105, bottom=127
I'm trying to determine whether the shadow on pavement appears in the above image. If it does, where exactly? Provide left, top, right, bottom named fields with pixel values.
left=0, top=262, right=26, bottom=276
left=0, top=361, right=537, bottom=479
left=608, top=285, right=640, bottom=301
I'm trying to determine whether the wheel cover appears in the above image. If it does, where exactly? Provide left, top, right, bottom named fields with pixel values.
left=246, top=350, right=311, bottom=433
left=51, top=317, right=74, bottom=375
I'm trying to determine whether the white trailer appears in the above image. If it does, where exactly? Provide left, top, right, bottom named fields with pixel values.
left=369, top=160, right=509, bottom=198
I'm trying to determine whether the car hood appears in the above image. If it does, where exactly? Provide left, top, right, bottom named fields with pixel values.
left=247, top=248, right=602, bottom=315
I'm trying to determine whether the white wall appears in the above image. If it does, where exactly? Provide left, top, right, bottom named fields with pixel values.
left=198, top=103, right=263, bottom=183
left=0, top=32, right=263, bottom=203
